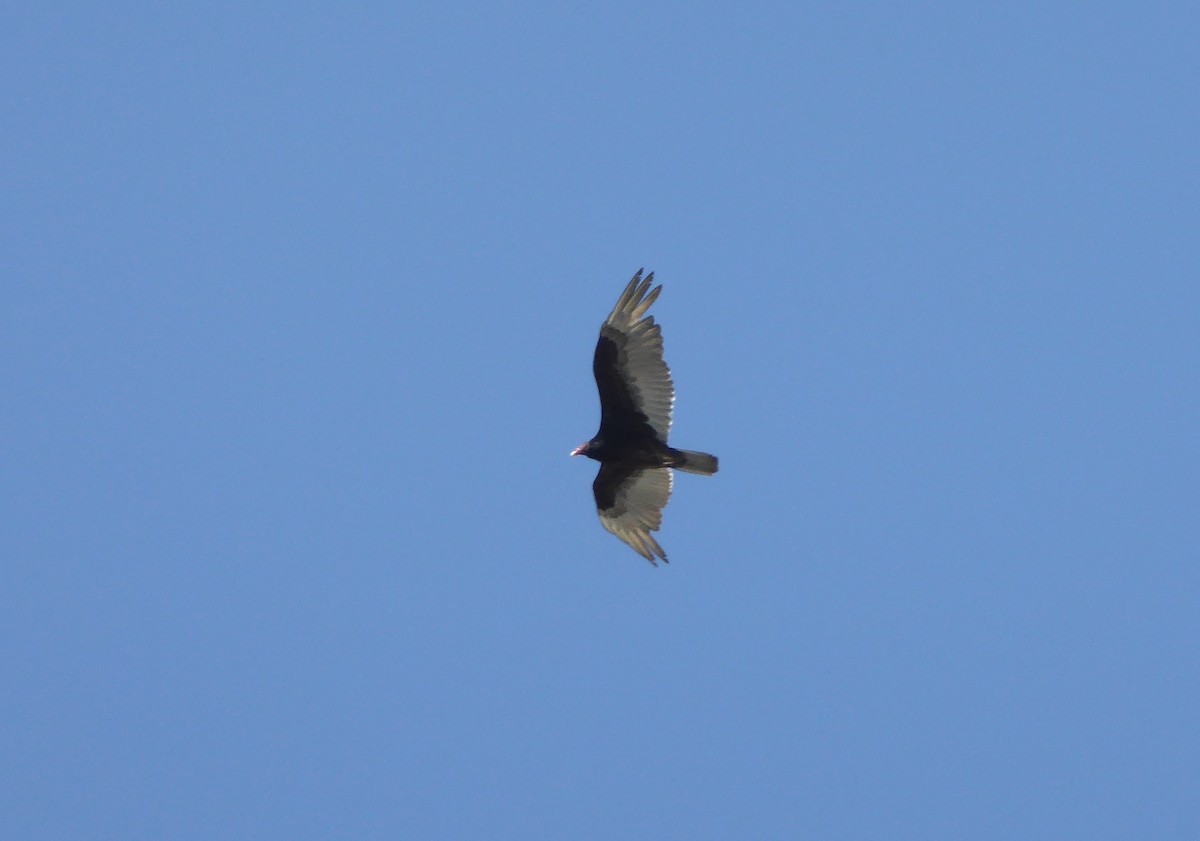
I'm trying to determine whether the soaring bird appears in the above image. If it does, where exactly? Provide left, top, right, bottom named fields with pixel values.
left=571, top=270, right=718, bottom=564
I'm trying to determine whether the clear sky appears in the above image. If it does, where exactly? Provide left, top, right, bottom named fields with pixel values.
left=3, top=2, right=1197, bottom=839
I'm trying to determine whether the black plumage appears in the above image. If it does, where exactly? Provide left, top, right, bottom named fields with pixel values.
left=571, top=270, right=718, bottom=564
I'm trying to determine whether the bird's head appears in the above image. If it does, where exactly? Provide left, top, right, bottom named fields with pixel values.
left=570, top=441, right=590, bottom=457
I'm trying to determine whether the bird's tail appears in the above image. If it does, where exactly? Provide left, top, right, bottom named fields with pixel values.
left=673, top=449, right=719, bottom=476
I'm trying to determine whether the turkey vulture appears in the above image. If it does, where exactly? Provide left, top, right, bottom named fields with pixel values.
left=572, top=270, right=718, bottom=564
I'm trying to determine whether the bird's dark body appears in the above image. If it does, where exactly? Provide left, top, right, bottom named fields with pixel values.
left=579, top=438, right=682, bottom=466
left=573, top=270, right=718, bottom=563
left=588, top=446, right=690, bottom=513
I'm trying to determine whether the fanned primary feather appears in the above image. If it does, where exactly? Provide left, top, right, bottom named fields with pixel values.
left=572, top=269, right=719, bottom=565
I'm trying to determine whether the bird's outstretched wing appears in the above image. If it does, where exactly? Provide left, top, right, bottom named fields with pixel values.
left=592, top=270, right=675, bottom=441
left=593, top=463, right=673, bottom=564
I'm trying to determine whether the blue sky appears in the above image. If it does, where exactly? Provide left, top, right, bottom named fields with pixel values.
left=3, top=2, right=1197, bottom=838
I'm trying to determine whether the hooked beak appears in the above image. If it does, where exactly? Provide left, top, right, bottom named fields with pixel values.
left=570, top=443, right=587, bottom=457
